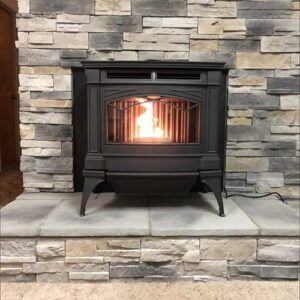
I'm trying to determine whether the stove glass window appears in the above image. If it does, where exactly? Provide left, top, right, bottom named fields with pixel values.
left=106, top=96, right=200, bottom=144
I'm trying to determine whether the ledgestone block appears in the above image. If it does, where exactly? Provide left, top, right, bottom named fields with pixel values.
left=1, top=274, right=36, bottom=283
left=57, top=14, right=90, bottom=24
left=132, top=0, right=187, bottom=16
left=35, top=124, right=72, bottom=141
left=238, top=0, right=291, bottom=19
left=23, top=172, right=54, bottom=188
left=20, top=112, right=71, bottom=125
left=229, top=263, right=299, bottom=279
left=95, top=0, right=131, bottom=15
left=246, top=20, right=274, bottom=36
left=260, top=265, right=299, bottom=279
left=21, top=146, right=59, bottom=159
left=110, top=265, right=142, bottom=278
left=0, top=240, right=36, bottom=257
left=89, top=33, right=122, bottom=50
left=80, top=16, right=142, bottom=33
left=184, top=260, right=227, bottom=277
left=253, top=110, right=299, bottom=126
left=262, top=36, right=300, bottom=53
left=20, top=67, right=71, bottom=75
left=188, top=1, right=237, bottom=18
left=247, top=172, right=284, bottom=188
left=17, top=17, right=56, bottom=32
left=138, top=51, right=164, bottom=61
left=161, top=17, right=198, bottom=28
left=140, top=262, right=180, bottom=277
left=52, top=33, right=88, bottom=49
left=31, top=91, right=72, bottom=100
left=69, top=272, right=109, bottom=281
left=20, top=124, right=35, bottom=140
left=200, top=239, right=257, bottom=261
left=60, top=50, right=88, bottom=59
left=228, top=93, right=279, bottom=109
left=269, top=157, right=300, bottom=172
left=189, top=52, right=235, bottom=68
left=31, top=0, right=95, bottom=14
left=36, top=157, right=73, bottom=174
left=23, top=262, right=65, bottom=274
left=19, top=74, right=53, bottom=91
left=28, top=32, right=53, bottom=45
left=219, top=39, right=260, bottom=52
left=18, top=0, right=30, bottom=14
left=280, top=95, right=300, bottom=110
left=226, top=157, right=269, bottom=172
left=36, top=273, right=68, bottom=283
left=197, top=18, right=246, bottom=35
left=236, top=53, right=290, bottom=69
left=54, top=75, right=71, bottom=91
left=267, top=78, right=300, bottom=95
left=257, top=239, right=299, bottom=262
left=228, top=125, right=270, bottom=141
left=19, top=49, right=60, bottom=66
left=191, top=40, right=219, bottom=51
left=36, top=241, right=65, bottom=258
left=20, top=156, right=36, bottom=172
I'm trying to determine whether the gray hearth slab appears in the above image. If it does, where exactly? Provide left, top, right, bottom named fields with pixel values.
left=233, top=197, right=299, bottom=236
left=39, top=193, right=150, bottom=236
left=149, top=193, right=259, bottom=236
left=2, top=192, right=299, bottom=238
left=0, top=199, right=62, bottom=237
left=15, top=192, right=81, bottom=201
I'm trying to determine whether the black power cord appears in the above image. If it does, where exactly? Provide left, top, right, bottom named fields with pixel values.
left=224, top=187, right=286, bottom=204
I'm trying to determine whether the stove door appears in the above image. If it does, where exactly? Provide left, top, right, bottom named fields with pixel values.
left=106, top=95, right=201, bottom=145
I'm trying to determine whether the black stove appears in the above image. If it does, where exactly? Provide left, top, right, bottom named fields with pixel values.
left=73, top=62, right=228, bottom=217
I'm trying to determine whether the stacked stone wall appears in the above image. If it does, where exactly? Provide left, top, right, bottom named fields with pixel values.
left=17, top=0, right=300, bottom=200
left=1, top=237, right=299, bottom=282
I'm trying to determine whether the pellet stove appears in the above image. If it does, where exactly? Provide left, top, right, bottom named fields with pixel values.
left=73, top=62, right=228, bottom=217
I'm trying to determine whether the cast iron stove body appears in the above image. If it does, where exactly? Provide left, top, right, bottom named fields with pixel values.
left=78, top=62, right=228, bottom=217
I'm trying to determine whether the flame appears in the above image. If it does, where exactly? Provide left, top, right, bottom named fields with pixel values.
left=136, top=98, right=164, bottom=138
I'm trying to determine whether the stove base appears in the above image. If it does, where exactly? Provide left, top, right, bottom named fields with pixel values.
left=80, top=170, right=225, bottom=217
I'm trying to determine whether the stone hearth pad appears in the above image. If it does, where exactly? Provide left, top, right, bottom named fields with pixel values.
left=1, top=192, right=298, bottom=237
left=234, top=197, right=300, bottom=236
left=1, top=199, right=62, bottom=237
left=149, top=193, right=258, bottom=236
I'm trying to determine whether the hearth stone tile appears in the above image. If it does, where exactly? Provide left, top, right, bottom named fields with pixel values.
left=0, top=199, right=61, bottom=237
left=40, top=193, right=150, bottom=236
left=233, top=197, right=299, bottom=236
left=149, top=193, right=259, bottom=236
left=15, top=192, right=81, bottom=201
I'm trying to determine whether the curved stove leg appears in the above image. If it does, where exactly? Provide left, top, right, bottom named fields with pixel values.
left=202, top=177, right=225, bottom=217
left=80, top=176, right=104, bottom=216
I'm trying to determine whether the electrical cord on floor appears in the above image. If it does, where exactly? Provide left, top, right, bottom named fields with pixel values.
left=223, top=187, right=286, bottom=204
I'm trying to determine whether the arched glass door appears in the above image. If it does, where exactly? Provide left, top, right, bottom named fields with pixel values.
left=106, top=96, right=200, bottom=144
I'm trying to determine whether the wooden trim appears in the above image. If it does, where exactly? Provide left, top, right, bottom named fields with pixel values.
left=0, top=0, right=17, bottom=12
left=0, top=3, right=20, bottom=169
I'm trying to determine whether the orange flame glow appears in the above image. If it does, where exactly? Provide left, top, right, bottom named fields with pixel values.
left=136, top=99, right=164, bottom=138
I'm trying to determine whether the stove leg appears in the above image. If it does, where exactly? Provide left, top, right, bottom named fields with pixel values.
left=80, top=176, right=104, bottom=216
left=202, top=177, right=225, bottom=217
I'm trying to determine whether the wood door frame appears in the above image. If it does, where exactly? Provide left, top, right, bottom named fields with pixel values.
left=0, top=0, right=19, bottom=171
left=0, top=0, right=17, bottom=12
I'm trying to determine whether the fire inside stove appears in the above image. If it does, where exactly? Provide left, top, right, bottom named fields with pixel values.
left=106, top=96, right=200, bottom=144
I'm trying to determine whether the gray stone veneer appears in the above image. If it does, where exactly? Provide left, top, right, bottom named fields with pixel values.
left=17, top=0, right=299, bottom=200
left=1, top=237, right=299, bottom=282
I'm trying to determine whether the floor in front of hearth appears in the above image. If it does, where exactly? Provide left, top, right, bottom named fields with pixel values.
left=1, top=192, right=298, bottom=237
left=0, top=167, right=23, bottom=208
